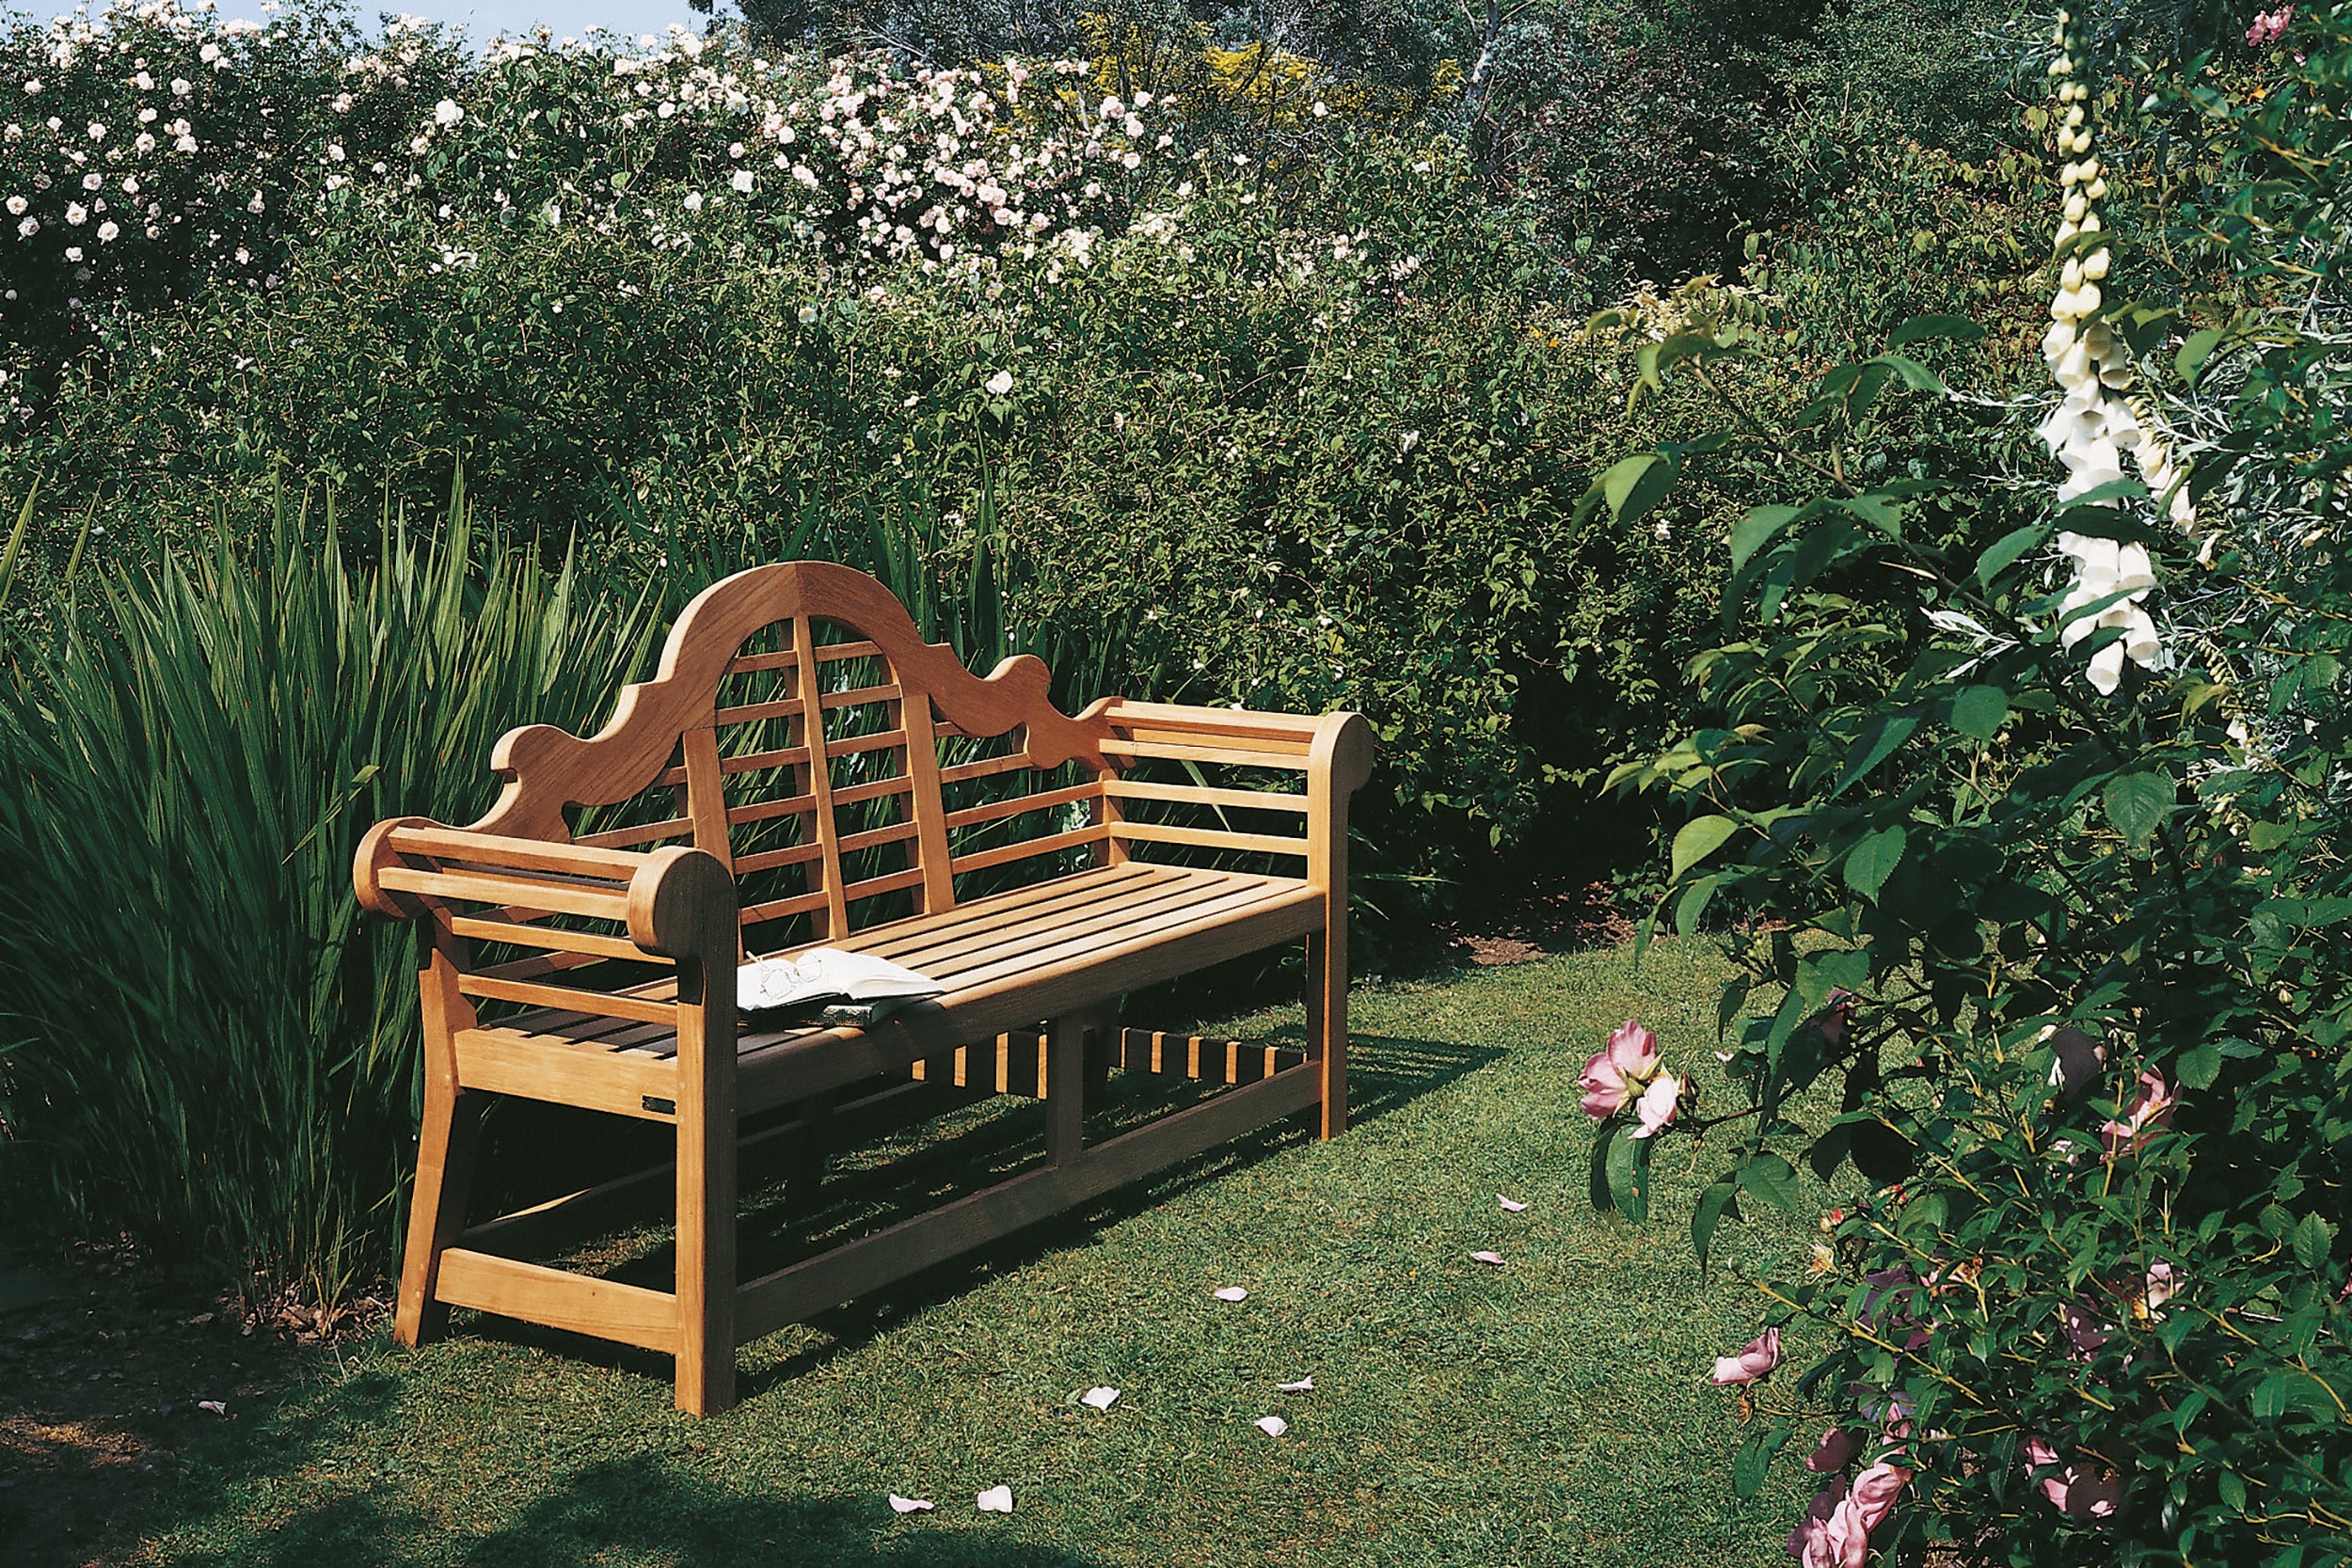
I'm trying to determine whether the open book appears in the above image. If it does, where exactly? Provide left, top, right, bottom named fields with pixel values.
left=737, top=947, right=945, bottom=1027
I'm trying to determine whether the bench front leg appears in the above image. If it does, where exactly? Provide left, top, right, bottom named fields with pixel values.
left=397, top=931, right=484, bottom=1346
left=630, top=847, right=741, bottom=1416
left=1306, top=714, right=1373, bottom=1139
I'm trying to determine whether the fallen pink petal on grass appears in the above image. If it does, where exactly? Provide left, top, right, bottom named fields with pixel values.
left=976, top=1485, right=1014, bottom=1513
left=888, top=1496, right=934, bottom=1514
left=1255, top=1416, right=1290, bottom=1437
left=1497, top=1195, right=1528, bottom=1212
left=1470, top=1250, right=1505, bottom=1266
left=196, top=1400, right=227, bottom=1416
left=1212, top=1286, right=1248, bottom=1302
left=1080, top=1386, right=1120, bottom=1410
left=1278, top=1376, right=1315, bottom=1393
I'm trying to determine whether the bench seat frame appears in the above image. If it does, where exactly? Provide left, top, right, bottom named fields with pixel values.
left=355, top=562, right=1372, bottom=1413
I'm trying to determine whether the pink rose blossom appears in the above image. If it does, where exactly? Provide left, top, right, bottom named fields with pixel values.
left=1580, top=1020, right=1659, bottom=1120
left=2100, top=1068, right=2175, bottom=1160
left=1630, top=1073, right=1683, bottom=1138
left=1804, top=1426, right=1860, bottom=1473
left=2025, top=1437, right=2123, bottom=1520
left=1787, top=1478, right=1874, bottom=1568
left=1817, top=989, right=1855, bottom=1047
left=2247, top=6, right=2294, bottom=47
left=2062, top=1298, right=2112, bottom=1358
left=1848, top=1461, right=1910, bottom=1531
left=1711, top=1326, right=1782, bottom=1386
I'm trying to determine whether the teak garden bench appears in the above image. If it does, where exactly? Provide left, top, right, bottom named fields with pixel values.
left=354, top=561, right=1373, bottom=1413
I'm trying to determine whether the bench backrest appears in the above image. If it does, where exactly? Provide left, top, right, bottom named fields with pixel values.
left=465, top=562, right=1117, bottom=953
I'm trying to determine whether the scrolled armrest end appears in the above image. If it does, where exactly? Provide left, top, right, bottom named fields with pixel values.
left=1312, top=711, right=1376, bottom=797
left=626, top=846, right=739, bottom=962
left=354, top=815, right=439, bottom=920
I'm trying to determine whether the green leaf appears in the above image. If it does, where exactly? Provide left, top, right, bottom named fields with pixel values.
left=1869, top=353, right=1947, bottom=393
left=2101, top=770, right=2176, bottom=847
left=1949, top=685, right=2009, bottom=741
left=1736, top=1153, right=1802, bottom=1213
left=1672, top=816, right=1740, bottom=880
left=2176, top=325, right=2225, bottom=384
left=2294, top=1212, right=2335, bottom=1271
left=1674, top=874, right=1720, bottom=937
left=1976, top=522, right=2048, bottom=586
left=1843, top=825, right=1907, bottom=903
left=1731, top=1418, right=1792, bottom=1497
left=2176, top=1037, right=2223, bottom=1090
left=1692, top=1179, right=1741, bottom=1270
left=1600, top=452, right=1677, bottom=531
left=0, top=483, right=33, bottom=622
left=1891, top=315, right=1987, bottom=348
left=1731, top=504, right=1801, bottom=572
left=1605, top=1127, right=1650, bottom=1223
left=1832, top=714, right=1918, bottom=798
left=2249, top=820, right=2299, bottom=852
left=1588, top=1121, right=1619, bottom=1212
left=2218, top=1469, right=2248, bottom=1513
left=1836, top=493, right=1904, bottom=534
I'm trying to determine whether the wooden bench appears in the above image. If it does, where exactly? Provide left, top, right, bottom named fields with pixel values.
left=353, top=561, right=1373, bottom=1413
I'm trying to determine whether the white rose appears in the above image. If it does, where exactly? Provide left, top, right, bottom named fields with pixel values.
left=682, top=190, right=703, bottom=211
left=96, top=219, right=118, bottom=241
left=984, top=370, right=1013, bottom=396
left=731, top=168, right=753, bottom=194
left=434, top=99, right=462, bottom=127
left=2, top=196, right=19, bottom=214
left=64, top=201, right=85, bottom=224
left=171, top=78, right=192, bottom=96
left=15, top=216, right=34, bottom=235
left=199, top=43, right=220, bottom=64
left=246, top=190, right=263, bottom=214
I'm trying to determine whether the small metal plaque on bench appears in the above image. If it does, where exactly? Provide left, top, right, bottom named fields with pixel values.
left=642, top=1096, right=677, bottom=1116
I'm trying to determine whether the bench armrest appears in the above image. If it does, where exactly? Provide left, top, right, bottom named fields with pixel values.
left=1096, top=701, right=1375, bottom=890
left=1099, top=701, right=1374, bottom=790
left=354, top=817, right=737, bottom=962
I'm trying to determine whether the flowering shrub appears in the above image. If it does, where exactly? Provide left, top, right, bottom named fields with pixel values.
left=1588, top=2, right=2352, bottom=1561
left=0, top=3, right=1180, bottom=404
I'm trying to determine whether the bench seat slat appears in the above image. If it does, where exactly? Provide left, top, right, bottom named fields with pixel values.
left=506, top=867, right=1314, bottom=1078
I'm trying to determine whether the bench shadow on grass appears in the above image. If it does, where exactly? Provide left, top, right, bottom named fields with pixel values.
left=162, top=1450, right=1104, bottom=1568
left=469, top=1029, right=1502, bottom=1402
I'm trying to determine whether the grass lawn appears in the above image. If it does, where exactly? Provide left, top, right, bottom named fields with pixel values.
left=88, top=941, right=1823, bottom=1567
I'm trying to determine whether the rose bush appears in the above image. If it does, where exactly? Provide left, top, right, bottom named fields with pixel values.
left=1585, top=2, right=2352, bottom=1561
